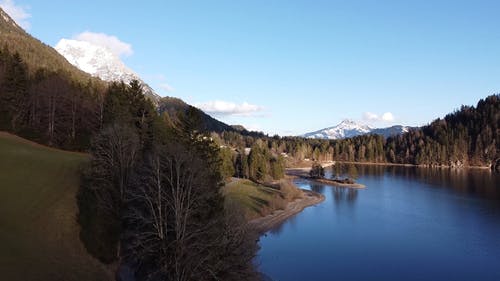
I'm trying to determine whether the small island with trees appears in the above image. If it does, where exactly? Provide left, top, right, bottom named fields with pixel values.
left=288, top=162, right=366, bottom=189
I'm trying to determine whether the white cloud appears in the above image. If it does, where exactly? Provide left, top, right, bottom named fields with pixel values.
left=196, top=100, right=264, bottom=116
left=73, top=31, right=133, bottom=57
left=0, top=0, right=31, bottom=29
left=362, top=111, right=395, bottom=123
left=159, top=83, right=175, bottom=92
left=363, top=112, right=379, bottom=121
left=381, top=112, right=394, bottom=122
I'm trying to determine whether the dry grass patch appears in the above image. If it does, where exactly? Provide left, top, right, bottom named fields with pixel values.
left=222, top=178, right=303, bottom=220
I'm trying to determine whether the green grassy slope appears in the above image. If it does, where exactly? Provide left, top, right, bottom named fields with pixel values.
left=222, top=179, right=302, bottom=220
left=0, top=132, right=110, bottom=281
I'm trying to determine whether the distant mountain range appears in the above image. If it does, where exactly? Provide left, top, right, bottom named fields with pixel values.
left=55, top=39, right=161, bottom=103
left=302, top=119, right=411, bottom=139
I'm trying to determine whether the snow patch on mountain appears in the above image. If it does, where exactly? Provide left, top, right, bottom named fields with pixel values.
left=302, top=119, right=410, bottom=139
left=55, top=38, right=161, bottom=103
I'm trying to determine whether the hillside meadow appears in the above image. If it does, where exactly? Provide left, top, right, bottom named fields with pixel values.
left=0, top=132, right=110, bottom=281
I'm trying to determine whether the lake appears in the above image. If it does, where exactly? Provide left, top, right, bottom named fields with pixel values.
left=257, top=165, right=500, bottom=281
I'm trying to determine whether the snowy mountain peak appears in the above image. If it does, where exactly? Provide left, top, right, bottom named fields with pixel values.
left=337, top=119, right=372, bottom=130
left=302, top=120, right=410, bottom=140
left=340, top=119, right=357, bottom=125
left=55, top=39, right=161, bottom=103
left=56, top=39, right=130, bottom=79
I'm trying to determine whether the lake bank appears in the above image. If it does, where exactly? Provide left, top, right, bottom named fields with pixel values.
left=249, top=189, right=325, bottom=233
left=288, top=159, right=492, bottom=170
left=286, top=168, right=366, bottom=189
left=222, top=178, right=325, bottom=234
left=306, top=177, right=365, bottom=188
left=334, top=160, right=492, bottom=170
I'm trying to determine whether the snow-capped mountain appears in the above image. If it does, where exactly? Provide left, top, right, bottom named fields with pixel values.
left=303, top=119, right=371, bottom=139
left=371, top=125, right=410, bottom=138
left=55, top=39, right=161, bottom=103
left=302, top=119, right=410, bottom=139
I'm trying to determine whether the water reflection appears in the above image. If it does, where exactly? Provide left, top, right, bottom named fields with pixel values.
left=332, top=163, right=386, bottom=178
left=332, top=163, right=500, bottom=200
left=331, top=187, right=358, bottom=205
left=331, top=163, right=359, bottom=180
left=310, top=183, right=325, bottom=194
left=259, top=164, right=500, bottom=281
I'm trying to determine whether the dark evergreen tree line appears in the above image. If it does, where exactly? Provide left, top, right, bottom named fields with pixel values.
left=78, top=82, right=259, bottom=280
left=384, top=95, right=498, bottom=167
left=0, top=46, right=105, bottom=149
left=219, top=140, right=285, bottom=182
left=213, top=95, right=499, bottom=169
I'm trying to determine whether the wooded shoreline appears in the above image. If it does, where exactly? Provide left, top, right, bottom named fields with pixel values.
left=334, top=161, right=493, bottom=170
left=248, top=189, right=325, bottom=234
left=289, top=160, right=492, bottom=171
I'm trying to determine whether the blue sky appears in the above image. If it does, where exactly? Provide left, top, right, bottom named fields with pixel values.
left=2, top=0, right=500, bottom=135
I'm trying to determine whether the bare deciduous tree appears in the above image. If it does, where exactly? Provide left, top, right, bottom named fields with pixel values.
left=124, top=140, right=258, bottom=281
left=89, top=123, right=139, bottom=217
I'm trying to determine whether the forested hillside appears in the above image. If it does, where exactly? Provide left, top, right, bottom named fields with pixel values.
left=385, top=95, right=499, bottom=167
left=0, top=8, right=99, bottom=83
left=0, top=8, right=106, bottom=149
left=0, top=46, right=105, bottom=149
left=158, top=96, right=265, bottom=137
left=214, top=95, right=499, bottom=170
left=77, top=81, right=259, bottom=280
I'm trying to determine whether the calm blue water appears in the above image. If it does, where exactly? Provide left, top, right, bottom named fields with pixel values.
left=257, top=165, right=500, bottom=281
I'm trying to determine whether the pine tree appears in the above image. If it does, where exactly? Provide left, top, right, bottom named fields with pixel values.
left=1, top=52, right=28, bottom=130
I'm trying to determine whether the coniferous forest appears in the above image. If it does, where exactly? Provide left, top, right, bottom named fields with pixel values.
left=0, top=46, right=105, bottom=149
left=215, top=94, right=498, bottom=171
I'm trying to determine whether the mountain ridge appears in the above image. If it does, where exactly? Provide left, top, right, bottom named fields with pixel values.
left=0, top=8, right=24, bottom=33
left=158, top=97, right=265, bottom=137
left=302, top=119, right=410, bottom=139
left=0, top=8, right=102, bottom=85
left=55, top=38, right=161, bottom=103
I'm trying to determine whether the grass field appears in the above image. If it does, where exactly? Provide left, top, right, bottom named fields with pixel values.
left=222, top=178, right=302, bottom=220
left=0, top=132, right=111, bottom=281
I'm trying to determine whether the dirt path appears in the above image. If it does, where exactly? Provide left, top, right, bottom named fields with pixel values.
left=248, top=190, right=325, bottom=233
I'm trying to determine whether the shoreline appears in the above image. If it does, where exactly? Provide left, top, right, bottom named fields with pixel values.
left=248, top=189, right=325, bottom=234
left=304, top=177, right=366, bottom=189
left=287, top=160, right=492, bottom=171
left=287, top=161, right=335, bottom=170
left=285, top=168, right=366, bottom=189
left=334, top=161, right=492, bottom=170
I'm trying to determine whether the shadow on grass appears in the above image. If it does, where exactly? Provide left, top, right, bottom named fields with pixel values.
left=249, top=195, right=270, bottom=207
left=257, top=187, right=277, bottom=195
